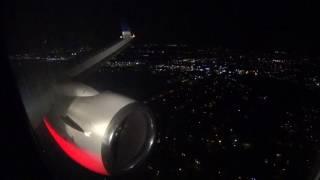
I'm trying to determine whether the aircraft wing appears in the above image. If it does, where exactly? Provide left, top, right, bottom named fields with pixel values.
left=67, top=35, right=134, bottom=78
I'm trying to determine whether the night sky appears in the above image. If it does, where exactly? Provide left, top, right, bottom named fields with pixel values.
left=4, top=0, right=320, bottom=52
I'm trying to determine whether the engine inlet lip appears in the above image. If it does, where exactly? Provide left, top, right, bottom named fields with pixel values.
left=101, top=102, right=156, bottom=175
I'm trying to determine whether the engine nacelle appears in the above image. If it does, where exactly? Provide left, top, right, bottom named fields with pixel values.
left=44, top=82, right=156, bottom=175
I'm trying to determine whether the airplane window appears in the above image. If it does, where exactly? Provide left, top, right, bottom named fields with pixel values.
left=4, top=0, right=320, bottom=179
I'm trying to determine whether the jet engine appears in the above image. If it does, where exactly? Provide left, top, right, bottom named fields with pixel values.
left=44, top=82, right=156, bottom=175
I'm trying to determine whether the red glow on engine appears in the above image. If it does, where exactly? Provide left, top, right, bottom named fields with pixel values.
left=44, top=117, right=109, bottom=175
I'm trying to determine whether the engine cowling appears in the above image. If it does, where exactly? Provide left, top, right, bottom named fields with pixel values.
left=44, top=82, right=156, bottom=175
